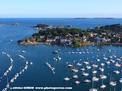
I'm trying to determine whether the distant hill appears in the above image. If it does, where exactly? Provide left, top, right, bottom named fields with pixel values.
left=74, top=18, right=115, bottom=19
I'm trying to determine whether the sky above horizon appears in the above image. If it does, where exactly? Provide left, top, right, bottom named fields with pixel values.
left=0, top=0, right=122, bottom=18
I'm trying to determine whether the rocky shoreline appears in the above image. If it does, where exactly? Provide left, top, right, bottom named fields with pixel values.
left=18, top=24, right=122, bottom=47
left=18, top=41, right=122, bottom=47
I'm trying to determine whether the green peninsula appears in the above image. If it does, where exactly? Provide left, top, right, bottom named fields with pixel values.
left=18, top=24, right=122, bottom=47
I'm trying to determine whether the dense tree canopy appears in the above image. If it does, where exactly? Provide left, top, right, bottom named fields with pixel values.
left=32, top=28, right=88, bottom=38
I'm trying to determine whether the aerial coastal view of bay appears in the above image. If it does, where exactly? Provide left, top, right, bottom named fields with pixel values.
left=0, top=18, right=122, bottom=91
left=0, top=0, right=122, bottom=91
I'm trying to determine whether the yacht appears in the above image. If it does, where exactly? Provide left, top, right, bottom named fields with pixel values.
left=106, top=61, right=111, bottom=65
left=97, top=59, right=100, bottom=62
left=64, top=77, right=70, bottom=81
left=75, top=81, right=80, bottom=85
left=22, top=50, right=26, bottom=53
left=86, top=66, right=91, bottom=70
left=84, top=79, right=91, bottom=83
left=109, top=81, right=116, bottom=86
left=89, top=88, right=97, bottom=91
left=92, top=64, right=98, bottom=68
left=110, top=59, right=115, bottom=63
left=92, top=70, right=97, bottom=74
left=81, top=68, right=85, bottom=71
left=101, top=63, right=105, bottom=66
left=92, top=77, right=99, bottom=82
left=100, top=75, right=107, bottom=80
left=103, top=57, right=108, bottom=60
left=115, top=63, right=121, bottom=67
left=73, top=75, right=78, bottom=79
left=100, top=84, right=106, bottom=89
left=99, top=68, right=104, bottom=72
left=82, top=72, right=89, bottom=77
left=71, top=68, right=78, bottom=73
left=76, top=63, right=82, bottom=66
left=84, top=61, right=89, bottom=65
left=119, top=78, right=122, bottom=83
left=113, top=70, right=120, bottom=74
left=67, top=64, right=73, bottom=68
left=30, top=62, right=33, bottom=65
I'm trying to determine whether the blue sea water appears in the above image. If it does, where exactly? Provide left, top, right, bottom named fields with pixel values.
left=0, top=18, right=122, bottom=91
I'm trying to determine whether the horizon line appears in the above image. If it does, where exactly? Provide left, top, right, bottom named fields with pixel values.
left=0, top=17, right=122, bottom=19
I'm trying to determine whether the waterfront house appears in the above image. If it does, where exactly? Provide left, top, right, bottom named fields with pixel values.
left=46, top=39, right=56, bottom=42
left=67, top=25, right=73, bottom=28
left=59, top=25, right=64, bottom=28
left=60, top=39, right=68, bottom=43
left=95, top=37, right=102, bottom=43
left=40, top=35, right=45, bottom=39
left=46, top=25, right=52, bottom=29
left=54, top=25, right=58, bottom=28
left=35, top=27, right=42, bottom=30
left=75, top=34, right=80, bottom=37
left=95, top=26, right=100, bottom=30
left=55, top=36, right=60, bottom=39
left=27, top=38, right=36, bottom=43
left=102, top=32, right=107, bottom=35
left=82, top=36, right=87, bottom=42
left=60, top=39, right=72, bottom=45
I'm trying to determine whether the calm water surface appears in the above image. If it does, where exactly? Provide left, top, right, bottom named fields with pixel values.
left=0, top=18, right=122, bottom=91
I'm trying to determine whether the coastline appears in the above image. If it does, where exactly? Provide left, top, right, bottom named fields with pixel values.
left=18, top=24, right=122, bottom=47
left=18, top=42, right=122, bottom=46
left=19, top=41, right=50, bottom=45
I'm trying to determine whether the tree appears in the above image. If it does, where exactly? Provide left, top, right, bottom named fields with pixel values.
left=120, top=38, right=122, bottom=43
left=72, top=40, right=81, bottom=47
